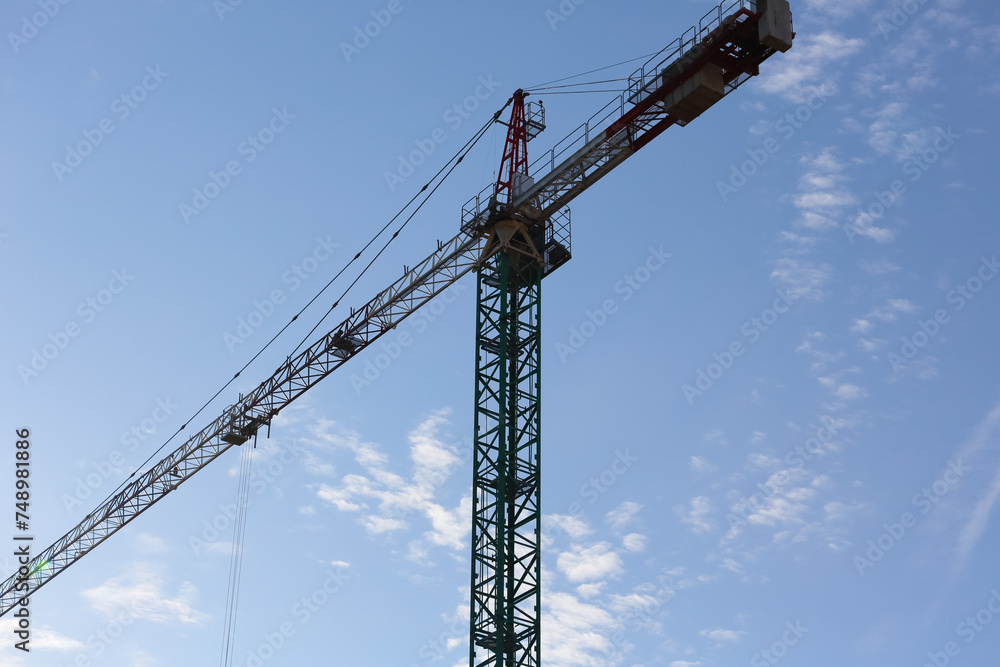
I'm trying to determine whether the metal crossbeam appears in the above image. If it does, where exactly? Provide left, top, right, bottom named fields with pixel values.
left=0, top=230, right=487, bottom=615
left=470, top=252, right=542, bottom=667
left=0, top=0, right=792, bottom=632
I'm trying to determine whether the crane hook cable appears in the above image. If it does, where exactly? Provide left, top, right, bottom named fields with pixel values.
left=84, top=96, right=512, bottom=522
left=219, top=444, right=254, bottom=667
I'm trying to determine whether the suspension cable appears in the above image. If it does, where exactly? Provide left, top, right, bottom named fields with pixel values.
left=86, top=97, right=511, bottom=521
left=523, top=53, right=656, bottom=91
left=288, top=111, right=499, bottom=355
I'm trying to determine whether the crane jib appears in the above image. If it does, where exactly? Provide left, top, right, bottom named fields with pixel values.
left=0, top=0, right=793, bottom=619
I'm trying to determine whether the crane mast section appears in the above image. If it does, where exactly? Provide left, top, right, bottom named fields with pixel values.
left=461, top=0, right=791, bottom=231
left=0, top=230, right=488, bottom=615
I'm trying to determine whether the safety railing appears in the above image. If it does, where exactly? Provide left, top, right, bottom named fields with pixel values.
left=460, top=0, right=760, bottom=233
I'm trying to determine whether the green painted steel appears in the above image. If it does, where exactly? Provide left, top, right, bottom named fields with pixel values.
left=470, top=250, right=543, bottom=667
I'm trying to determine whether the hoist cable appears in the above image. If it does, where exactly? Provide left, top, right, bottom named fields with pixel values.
left=86, top=98, right=512, bottom=519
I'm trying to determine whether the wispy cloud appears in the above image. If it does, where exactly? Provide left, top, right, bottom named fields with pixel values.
left=953, top=397, right=1000, bottom=570
left=771, top=258, right=833, bottom=301
left=758, top=32, right=865, bottom=102
left=557, top=542, right=625, bottom=583
left=681, top=496, right=714, bottom=535
left=81, top=562, right=207, bottom=625
left=606, top=501, right=642, bottom=532
left=311, top=410, right=471, bottom=562
left=700, top=627, right=746, bottom=644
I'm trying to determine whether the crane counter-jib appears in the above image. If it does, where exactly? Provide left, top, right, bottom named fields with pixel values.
left=0, top=0, right=793, bottom=619
left=464, top=0, right=792, bottom=227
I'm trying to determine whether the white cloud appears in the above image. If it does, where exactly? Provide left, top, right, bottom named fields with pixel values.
left=748, top=453, right=781, bottom=470
left=81, top=563, right=207, bottom=625
left=867, top=298, right=918, bottom=323
left=805, top=0, right=874, bottom=20
left=576, top=582, right=606, bottom=598
left=311, top=411, right=471, bottom=560
left=851, top=319, right=874, bottom=334
left=953, top=398, right=1000, bottom=570
left=0, top=622, right=84, bottom=653
left=757, top=32, right=865, bottom=102
left=316, top=480, right=365, bottom=511
left=860, top=258, right=902, bottom=275
left=721, top=558, right=744, bottom=574
left=132, top=532, right=167, bottom=554
left=725, top=468, right=837, bottom=543
left=681, top=496, right=713, bottom=535
left=956, top=466, right=1000, bottom=571
left=363, top=515, right=406, bottom=534
left=129, top=648, right=158, bottom=667
left=542, top=591, right=619, bottom=667
left=606, top=501, right=642, bottom=532
left=770, top=258, right=833, bottom=301
left=700, top=627, right=746, bottom=644
left=557, top=543, right=624, bottom=583
left=790, top=149, right=856, bottom=233
left=833, top=383, right=868, bottom=400
left=422, top=496, right=472, bottom=550
left=33, top=626, right=87, bottom=651
left=548, top=513, right=594, bottom=540
left=689, top=455, right=716, bottom=473
left=622, top=533, right=647, bottom=553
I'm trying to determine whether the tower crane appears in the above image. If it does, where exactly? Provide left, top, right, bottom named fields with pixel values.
left=1, top=2, right=793, bottom=666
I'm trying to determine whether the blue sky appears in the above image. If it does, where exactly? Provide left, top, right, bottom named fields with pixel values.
left=2, top=0, right=1000, bottom=666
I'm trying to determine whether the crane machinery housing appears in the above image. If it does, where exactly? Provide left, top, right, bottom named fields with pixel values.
left=1, top=2, right=793, bottom=666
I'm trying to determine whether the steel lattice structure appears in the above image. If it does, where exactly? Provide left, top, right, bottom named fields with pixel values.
left=1, top=6, right=793, bottom=661
left=470, top=251, right=543, bottom=667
